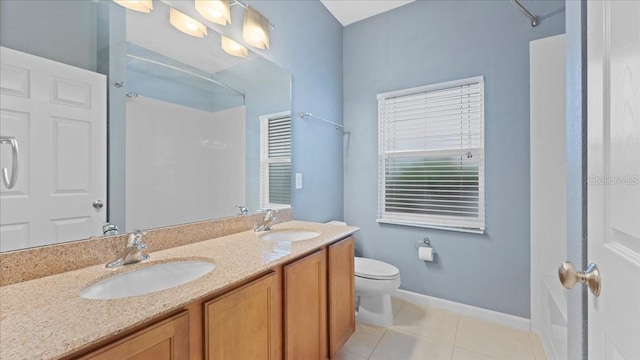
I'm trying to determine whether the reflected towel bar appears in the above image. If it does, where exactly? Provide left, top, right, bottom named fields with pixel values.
left=299, top=112, right=344, bottom=130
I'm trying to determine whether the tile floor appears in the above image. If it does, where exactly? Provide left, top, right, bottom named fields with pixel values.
left=333, top=297, right=547, bottom=360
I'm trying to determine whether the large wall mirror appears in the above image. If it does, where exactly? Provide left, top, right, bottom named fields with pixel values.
left=0, top=0, right=292, bottom=252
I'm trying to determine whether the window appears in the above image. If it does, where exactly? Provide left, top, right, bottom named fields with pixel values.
left=260, top=112, right=291, bottom=209
left=377, top=77, right=485, bottom=233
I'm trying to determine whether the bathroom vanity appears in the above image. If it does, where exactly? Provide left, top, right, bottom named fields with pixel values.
left=0, top=221, right=357, bottom=360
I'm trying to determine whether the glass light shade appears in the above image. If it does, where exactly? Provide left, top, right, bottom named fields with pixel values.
left=195, top=0, right=231, bottom=26
left=221, top=36, right=248, bottom=58
left=113, top=0, right=153, bottom=13
left=243, top=6, right=270, bottom=49
left=169, top=7, right=208, bottom=38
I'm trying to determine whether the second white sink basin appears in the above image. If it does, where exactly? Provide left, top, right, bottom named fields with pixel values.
left=260, top=230, right=320, bottom=242
left=80, top=260, right=215, bottom=300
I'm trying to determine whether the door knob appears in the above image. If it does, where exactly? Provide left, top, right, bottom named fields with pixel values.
left=93, top=200, right=104, bottom=209
left=558, top=261, right=601, bottom=297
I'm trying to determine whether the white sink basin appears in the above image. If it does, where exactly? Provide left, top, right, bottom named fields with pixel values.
left=260, top=230, right=320, bottom=242
left=80, top=260, right=215, bottom=300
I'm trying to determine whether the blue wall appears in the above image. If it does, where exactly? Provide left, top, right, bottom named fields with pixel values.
left=343, top=0, right=565, bottom=318
left=0, top=0, right=97, bottom=71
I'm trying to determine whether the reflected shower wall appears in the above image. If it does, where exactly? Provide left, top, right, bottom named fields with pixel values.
left=126, top=97, right=245, bottom=230
left=123, top=45, right=246, bottom=230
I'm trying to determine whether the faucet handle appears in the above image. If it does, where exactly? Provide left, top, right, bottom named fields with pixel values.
left=128, top=229, right=147, bottom=245
left=235, top=205, right=249, bottom=215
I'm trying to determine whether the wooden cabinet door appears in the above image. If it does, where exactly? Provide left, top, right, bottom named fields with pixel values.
left=204, top=272, right=279, bottom=360
left=328, top=237, right=355, bottom=357
left=284, top=249, right=327, bottom=360
left=78, top=311, right=189, bottom=360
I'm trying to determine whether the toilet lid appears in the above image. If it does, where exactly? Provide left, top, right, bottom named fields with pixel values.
left=355, top=257, right=399, bottom=280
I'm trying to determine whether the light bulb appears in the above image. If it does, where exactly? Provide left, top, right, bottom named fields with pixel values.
left=250, top=28, right=264, bottom=42
left=195, top=0, right=230, bottom=26
left=170, top=7, right=207, bottom=38
left=185, top=21, right=199, bottom=31
left=221, top=35, right=248, bottom=58
left=113, top=0, right=153, bottom=13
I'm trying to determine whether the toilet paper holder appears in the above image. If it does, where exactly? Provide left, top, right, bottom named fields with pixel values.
left=415, top=237, right=437, bottom=260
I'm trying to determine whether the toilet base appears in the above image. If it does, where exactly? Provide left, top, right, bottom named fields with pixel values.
left=356, top=293, right=394, bottom=327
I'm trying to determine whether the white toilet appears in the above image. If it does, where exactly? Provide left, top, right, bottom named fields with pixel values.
left=325, top=221, right=401, bottom=327
left=354, top=257, right=401, bottom=327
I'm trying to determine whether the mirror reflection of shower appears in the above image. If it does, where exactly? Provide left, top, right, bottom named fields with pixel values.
left=122, top=43, right=247, bottom=231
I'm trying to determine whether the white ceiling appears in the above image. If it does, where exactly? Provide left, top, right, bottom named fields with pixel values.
left=320, top=0, right=415, bottom=26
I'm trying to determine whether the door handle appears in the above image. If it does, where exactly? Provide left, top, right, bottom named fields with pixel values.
left=93, top=200, right=104, bottom=209
left=558, top=261, right=601, bottom=297
left=0, top=136, right=19, bottom=189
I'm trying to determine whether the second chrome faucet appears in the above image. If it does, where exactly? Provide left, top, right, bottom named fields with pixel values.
left=254, top=209, right=278, bottom=232
left=106, top=230, right=150, bottom=268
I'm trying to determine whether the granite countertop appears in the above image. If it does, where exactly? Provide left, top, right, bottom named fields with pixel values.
left=0, top=220, right=359, bottom=360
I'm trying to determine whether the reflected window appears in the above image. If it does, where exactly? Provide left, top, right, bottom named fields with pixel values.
left=260, top=112, right=291, bottom=209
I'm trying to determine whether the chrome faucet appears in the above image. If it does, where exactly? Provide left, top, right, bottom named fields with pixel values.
left=106, top=230, right=150, bottom=268
left=254, top=209, right=278, bottom=232
left=235, top=205, right=249, bottom=215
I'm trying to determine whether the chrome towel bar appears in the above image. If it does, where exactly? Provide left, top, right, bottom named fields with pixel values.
left=298, top=112, right=344, bottom=130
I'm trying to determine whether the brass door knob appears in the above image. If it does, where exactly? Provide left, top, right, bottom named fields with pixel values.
left=558, top=261, right=601, bottom=297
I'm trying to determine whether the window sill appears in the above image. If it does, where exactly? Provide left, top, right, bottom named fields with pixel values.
left=376, top=219, right=485, bottom=235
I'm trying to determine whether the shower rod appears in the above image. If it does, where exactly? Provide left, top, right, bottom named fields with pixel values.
left=511, top=0, right=538, bottom=27
left=126, top=54, right=246, bottom=100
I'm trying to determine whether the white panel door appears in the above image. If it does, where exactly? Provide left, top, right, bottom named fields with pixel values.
left=587, top=1, right=640, bottom=359
left=0, top=47, right=106, bottom=251
left=530, top=34, right=567, bottom=360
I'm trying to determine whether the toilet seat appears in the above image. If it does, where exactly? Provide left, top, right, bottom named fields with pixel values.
left=355, top=257, right=399, bottom=280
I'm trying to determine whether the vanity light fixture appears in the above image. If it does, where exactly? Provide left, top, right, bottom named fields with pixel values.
left=113, top=0, right=153, bottom=13
left=243, top=5, right=270, bottom=49
left=195, top=0, right=231, bottom=26
left=221, top=35, right=248, bottom=58
left=170, top=7, right=208, bottom=38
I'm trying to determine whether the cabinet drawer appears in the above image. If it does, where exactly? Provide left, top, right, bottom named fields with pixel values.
left=77, top=311, right=189, bottom=360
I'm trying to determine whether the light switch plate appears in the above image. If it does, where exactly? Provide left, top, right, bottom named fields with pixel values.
left=295, top=173, right=302, bottom=189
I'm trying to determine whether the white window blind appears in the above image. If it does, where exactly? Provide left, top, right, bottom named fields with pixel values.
left=260, top=113, right=291, bottom=209
left=377, top=76, right=485, bottom=233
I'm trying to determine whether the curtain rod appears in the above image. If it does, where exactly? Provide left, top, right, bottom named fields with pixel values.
left=511, top=0, right=538, bottom=27
left=126, top=54, right=245, bottom=100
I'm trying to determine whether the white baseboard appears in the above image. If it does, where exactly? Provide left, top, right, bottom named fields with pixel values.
left=392, top=289, right=531, bottom=332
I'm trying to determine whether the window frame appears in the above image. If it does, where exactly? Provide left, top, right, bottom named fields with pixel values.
left=377, top=76, right=485, bottom=234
